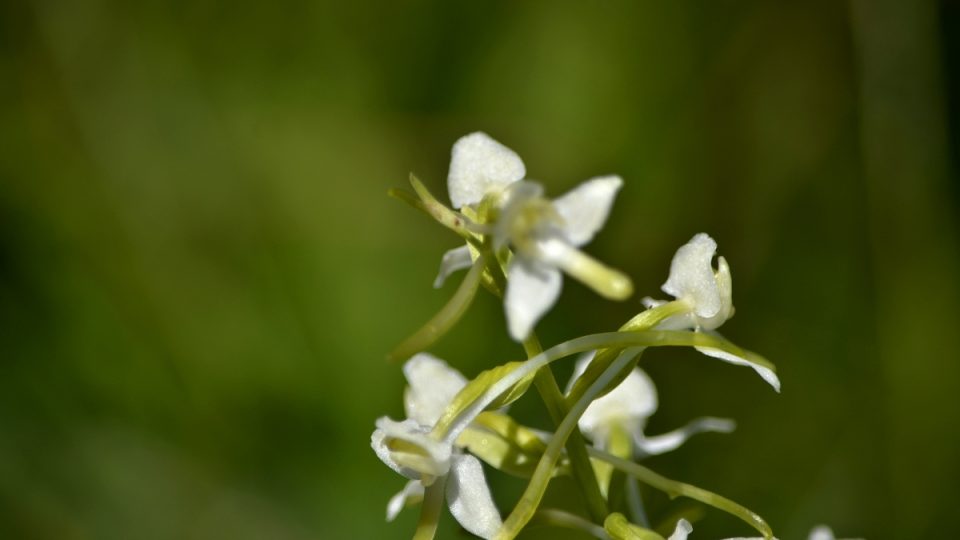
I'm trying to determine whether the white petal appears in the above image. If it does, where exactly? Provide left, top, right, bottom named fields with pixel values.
left=371, top=417, right=452, bottom=479
left=697, top=255, right=734, bottom=330
left=504, top=260, right=562, bottom=341
left=552, top=175, right=623, bottom=247
left=434, top=245, right=474, bottom=288
left=577, top=360, right=658, bottom=442
left=668, top=519, right=694, bottom=540
left=662, top=233, right=723, bottom=319
left=448, top=132, right=526, bottom=209
left=386, top=480, right=425, bottom=521
left=695, top=346, right=781, bottom=392
left=403, top=353, right=468, bottom=426
left=808, top=526, right=835, bottom=540
left=446, top=454, right=502, bottom=539
left=635, top=417, right=736, bottom=456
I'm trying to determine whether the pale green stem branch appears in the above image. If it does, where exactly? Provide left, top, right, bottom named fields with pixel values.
left=588, top=448, right=773, bottom=539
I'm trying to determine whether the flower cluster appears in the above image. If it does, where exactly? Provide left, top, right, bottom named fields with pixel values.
left=371, top=133, right=849, bottom=540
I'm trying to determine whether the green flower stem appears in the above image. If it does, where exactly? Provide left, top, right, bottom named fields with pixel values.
left=588, top=448, right=773, bottom=539
left=412, top=475, right=447, bottom=540
left=495, top=349, right=638, bottom=540
left=530, top=508, right=610, bottom=539
left=521, top=334, right=609, bottom=524
left=387, top=255, right=486, bottom=363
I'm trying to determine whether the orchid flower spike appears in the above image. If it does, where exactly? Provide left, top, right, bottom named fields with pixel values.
left=437, top=132, right=633, bottom=341
left=371, top=353, right=502, bottom=539
left=644, top=234, right=781, bottom=391
left=571, top=353, right=735, bottom=457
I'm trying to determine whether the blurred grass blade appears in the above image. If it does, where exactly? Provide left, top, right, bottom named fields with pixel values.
left=388, top=255, right=486, bottom=362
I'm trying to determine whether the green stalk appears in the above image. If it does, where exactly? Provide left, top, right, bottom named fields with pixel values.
left=521, top=334, right=609, bottom=524
left=495, top=349, right=638, bottom=539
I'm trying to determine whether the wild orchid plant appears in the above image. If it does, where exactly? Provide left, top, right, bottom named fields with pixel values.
left=372, top=132, right=835, bottom=539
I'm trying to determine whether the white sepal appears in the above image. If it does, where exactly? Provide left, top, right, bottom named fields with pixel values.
left=504, top=260, right=563, bottom=341
left=434, top=245, right=474, bottom=288
left=448, top=132, right=525, bottom=209
left=553, top=175, right=623, bottom=247
left=445, top=454, right=503, bottom=539
left=662, top=233, right=724, bottom=320
left=403, top=353, right=468, bottom=426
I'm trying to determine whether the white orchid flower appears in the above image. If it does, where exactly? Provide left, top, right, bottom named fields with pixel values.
left=643, top=233, right=780, bottom=391
left=371, top=353, right=502, bottom=539
left=436, top=132, right=632, bottom=341
left=571, top=353, right=735, bottom=457
left=643, top=233, right=733, bottom=331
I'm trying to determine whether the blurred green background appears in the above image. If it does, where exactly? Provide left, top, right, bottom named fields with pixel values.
left=2, top=1, right=958, bottom=538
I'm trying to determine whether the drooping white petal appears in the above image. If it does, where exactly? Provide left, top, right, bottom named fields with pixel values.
left=403, top=353, right=468, bottom=426
left=635, top=417, right=736, bottom=456
left=434, top=245, right=474, bottom=288
left=386, top=480, right=425, bottom=521
left=552, top=175, right=623, bottom=247
left=573, top=354, right=658, bottom=442
left=807, top=526, right=836, bottom=540
left=448, top=132, right=526, bottom=209
left=668, top=519, right=694, bottom=540
left=504, top=260, right=562, bottom=341
left=371, top=417, right=452, bottom=479
left=695, top=346, right=781, bottom=392
left=662, top=233, right=723, bottom=319
left=446, top=454, right=503, bottom=539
